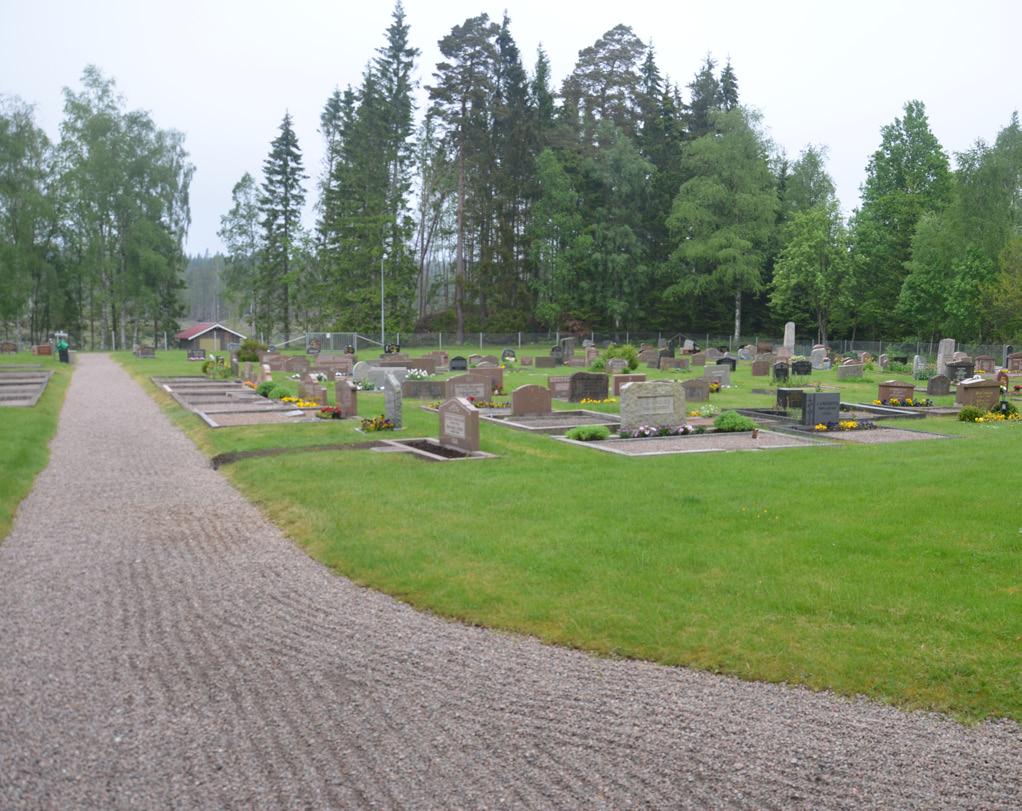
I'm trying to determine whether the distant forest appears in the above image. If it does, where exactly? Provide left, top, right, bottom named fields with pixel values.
left=3, top=3, right=1021, bottom=347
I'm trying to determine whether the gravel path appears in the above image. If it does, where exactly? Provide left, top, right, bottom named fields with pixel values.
left=1, top=354, right=1019, bottom=809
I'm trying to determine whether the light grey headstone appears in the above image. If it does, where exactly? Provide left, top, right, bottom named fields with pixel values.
left=913, top=355, right=925, bottom=374
left=368, top=367, right=408, bottom=389
left=383, top=372, right=402, bottom=428
left=352, top=361, right=372, bottom=383
left=683, top=339, right=694, bottom=351
left=783, top=321, right=796, bottom=351
left=810, top=347, right=827, bottom=369
left=620, top=380, right=686, bottom=432
left=702, top=364, right=731, bottom=386
left=936, top=338, right=955, bottom=377
left=737, top=345, right=754, bottom=361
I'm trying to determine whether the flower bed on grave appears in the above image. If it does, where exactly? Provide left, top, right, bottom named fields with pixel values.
left=425, top=396, right=509, bottom=410
left=360, top=415, right=397, bottom=432
left=870, top=397, right=934, bottom=407
left=812, top=419, right=878, bottom=432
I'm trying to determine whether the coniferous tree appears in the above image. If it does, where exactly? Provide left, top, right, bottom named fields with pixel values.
left=720, top=59, right=739, bottom=111
left=258, top=112, right=306, bottom=341
left=428, top=13, right=500, bottom=341
left=686, top=56, right=723, bottom=138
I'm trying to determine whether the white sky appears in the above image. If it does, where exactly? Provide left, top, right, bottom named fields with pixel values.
left=2, top=0, right=1019, bottom=255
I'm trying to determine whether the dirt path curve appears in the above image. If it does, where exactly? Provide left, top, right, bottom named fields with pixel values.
left=1, top=354, right=1019, bottom=809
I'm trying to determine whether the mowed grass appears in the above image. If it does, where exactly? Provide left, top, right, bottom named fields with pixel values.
left=0, top=354, right=72, bottom=540
left=116, top=349, right=1022, bottom=722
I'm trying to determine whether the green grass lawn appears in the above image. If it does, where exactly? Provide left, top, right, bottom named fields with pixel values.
left=0, top=353, right=72, bottom=540
left=116, top=348, right=1022, bottom=723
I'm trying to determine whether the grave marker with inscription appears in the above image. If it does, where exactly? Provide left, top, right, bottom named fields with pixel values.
left=438, top=398, right=480, bottom=453
left=620, top=380, right=686, bottom=431
left=511, top=384, right=552, bottom=417
left=569, top=372, right=609, bottom=402
left=801, top=391, right=840, bottom=426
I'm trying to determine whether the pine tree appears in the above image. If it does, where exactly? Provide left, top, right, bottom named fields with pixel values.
left=258, top=112, right=306, bottom=341
left=428, top=13, right=500, bottom=341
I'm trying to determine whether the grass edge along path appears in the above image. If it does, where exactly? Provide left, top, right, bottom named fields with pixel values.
left=0, top=356, right=72, bottom=541
left=115, top=352, right=1022, bottom=725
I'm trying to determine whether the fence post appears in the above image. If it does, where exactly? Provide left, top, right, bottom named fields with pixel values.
left=439, top=332, right=443, bottom=350
left=518, top=331, right=521, bottom=348
left=626, top=331, right=629, bottom=344
left=479, top=332, right=483, bottom=350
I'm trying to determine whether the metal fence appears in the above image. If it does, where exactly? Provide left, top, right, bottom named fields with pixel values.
left=291, top=331, right=1016, bottom=363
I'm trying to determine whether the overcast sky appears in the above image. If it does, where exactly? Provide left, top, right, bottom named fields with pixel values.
left=2, top=0, right=1018, bottom=255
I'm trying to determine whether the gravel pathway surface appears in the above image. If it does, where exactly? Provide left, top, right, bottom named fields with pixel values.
left=1, top=354, right=1019, bottom=809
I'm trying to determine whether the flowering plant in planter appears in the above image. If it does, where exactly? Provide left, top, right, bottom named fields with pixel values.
left=360, top=415, right=396, bottom=432
left=580, top=397, right=618, bottom=405
left=354, top=380, right=375, bottom=391
left=316, top=406, right=343, bottom=420
left=709, top=380, right=721, bottom=393
left=406, top=368, right=430, bottom=380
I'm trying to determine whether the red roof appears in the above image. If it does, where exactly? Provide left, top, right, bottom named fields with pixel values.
left=174, top=322, right=246, bottom=341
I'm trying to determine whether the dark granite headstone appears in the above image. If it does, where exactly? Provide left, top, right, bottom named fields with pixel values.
left=776, top=388, right=805, bottom=410
left=945, top=360, right=975, bottom=382
left=449, top=356, right=468, bottom=371
left=791, top=360, right=812, bottom=376
left=568, top=372, right=609, bottom=402
left=801, top=392, right=840, bottom=426
left=716, top=357, right=737, bottom=372
left=926, top=374, right=950, bottom=396
left=773, top=362, right=789, bottom=382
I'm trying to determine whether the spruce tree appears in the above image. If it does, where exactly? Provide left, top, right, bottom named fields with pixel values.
left=686, top=56, right=722, bottom=138
left=258, top=112, right=306, bottom=341
left=720, top=59, right=739, bottom=111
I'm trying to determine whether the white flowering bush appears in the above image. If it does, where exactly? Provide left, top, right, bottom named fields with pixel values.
left=406, top=368, right=429, bottom=380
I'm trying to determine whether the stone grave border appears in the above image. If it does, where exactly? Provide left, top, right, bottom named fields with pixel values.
left=153, top=376, right=313, bottom=429
left=552, top=428, right=828, bottom=457
left=480, top=409, right=620, bottom=435
left=0, top=370, right=53, bottom=408
left=371, top=438, right=497, bottom=462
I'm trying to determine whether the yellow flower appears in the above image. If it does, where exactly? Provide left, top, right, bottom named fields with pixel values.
left=814, top=423, right=828, bottom=431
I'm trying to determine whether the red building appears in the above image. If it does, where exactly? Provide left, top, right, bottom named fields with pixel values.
left=174, top=323, right=247, bottom=353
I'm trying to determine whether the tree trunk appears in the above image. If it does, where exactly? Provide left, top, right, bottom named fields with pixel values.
left=733, top=290, right=742, bottom=342
left=455, top=133, right=466, bottom=345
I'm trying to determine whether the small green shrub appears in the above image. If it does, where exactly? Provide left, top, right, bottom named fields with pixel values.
left=601, top=344, right=639, bottom=371
left=268, top=385, right=292, bottom=400
left=714, top=410, right=756, bottom=432
left=238, top=338, right=267, bottom=362
left=958, top=406, right=985, bottom=422
left=566, top=425, right=611, bottom=441
left=256, top=381, right=276, bottom=398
